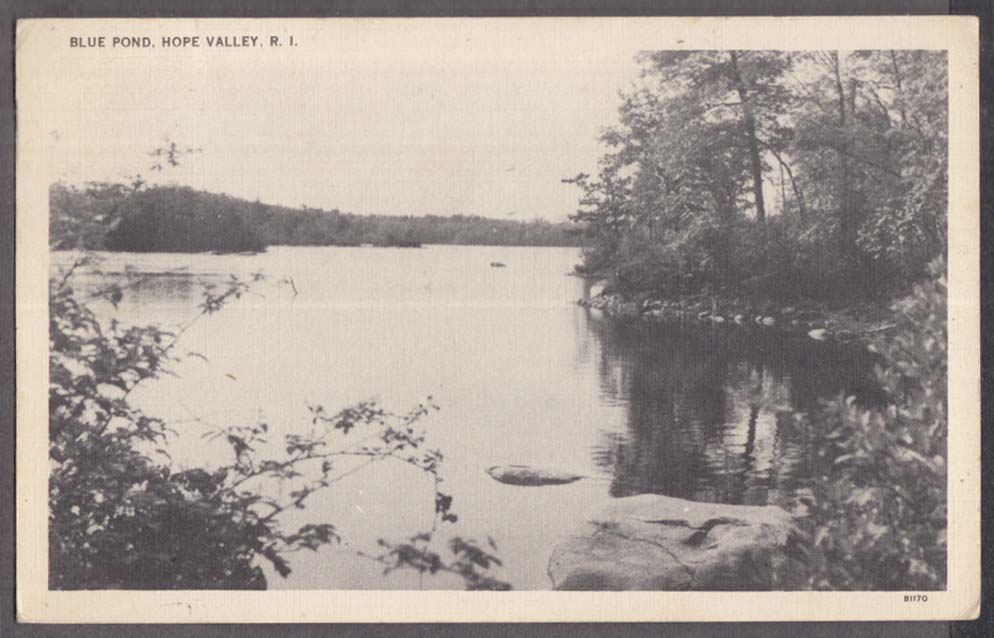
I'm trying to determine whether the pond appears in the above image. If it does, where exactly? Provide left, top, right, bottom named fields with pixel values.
left=52, top=245, right=876, bottom=590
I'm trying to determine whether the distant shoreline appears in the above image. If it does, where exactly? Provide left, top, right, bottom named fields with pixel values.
left=50, top=182, right=581, bottom=253
left=50, top=242, right=583, bottom=255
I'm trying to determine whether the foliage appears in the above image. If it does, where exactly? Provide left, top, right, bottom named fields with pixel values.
left=50, top=183, right=578, bottom=252
left=794, top=259, right=947, bottom=590
left=567, top=50, right=947, bottom=303
left=49, top=181, right=135, bottom=251
left=105, top=186, right=265, bottom=253
left=49, top=261, right=509, bottom=590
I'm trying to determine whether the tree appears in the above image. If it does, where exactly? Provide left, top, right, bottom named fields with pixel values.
left=789, top=51, right=946, bottom=275
left=640, top=51, right=793, bottom=223
left=567, top=49, right=947, bottom=301
left=728, top=50, right=768, bottom=223
left=562, top=170, right=635, bottom=272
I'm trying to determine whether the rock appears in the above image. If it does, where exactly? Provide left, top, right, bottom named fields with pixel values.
left=709, top=315, right=725, bottom=323
left=733, top=314, right=746, bottom=324
left=761, top=316, right=776, bottom=327
left=548, top=494, right=799, bottom=591
left=807, top=328, right=829, bottom=341
left=485, top=465, right=587, bottom=487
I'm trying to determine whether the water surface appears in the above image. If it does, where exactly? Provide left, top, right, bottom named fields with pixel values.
left=53, top=245, right=874, bottom=590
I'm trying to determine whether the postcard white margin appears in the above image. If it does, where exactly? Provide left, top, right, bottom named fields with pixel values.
left=15, top=15, right=981, bottom=623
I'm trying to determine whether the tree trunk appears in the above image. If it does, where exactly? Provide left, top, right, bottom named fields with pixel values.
left=779, top=163, right=787, bottom=215
left=749, top=134, right=807, bottom=219
left=779, top=157, right=807, bottom=219
left=729, top=51, right=766, bottom=223
left=831, top=51, right=855, bottom=255
left=888, top=50, right=909, bottom=126
left=849, top=78, right=858, bottom=120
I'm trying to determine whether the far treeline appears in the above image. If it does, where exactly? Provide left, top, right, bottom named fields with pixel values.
left=567, top=50, right=947, bottom=303
left=49, top=182, right=578, bottom=252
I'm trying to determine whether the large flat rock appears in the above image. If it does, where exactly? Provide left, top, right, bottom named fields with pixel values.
left=548, top=494, right=800, bottom=591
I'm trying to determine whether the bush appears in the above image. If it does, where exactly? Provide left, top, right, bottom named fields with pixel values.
left=796, top=259, right=947, bottom=590
left=613, top=238, right=696, bottom=298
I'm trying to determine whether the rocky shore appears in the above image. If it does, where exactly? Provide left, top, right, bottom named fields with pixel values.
left=578, top=289, right=896, bottom=343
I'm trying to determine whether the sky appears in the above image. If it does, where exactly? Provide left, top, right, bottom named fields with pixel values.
left=40, top=20, right=649, bottom=222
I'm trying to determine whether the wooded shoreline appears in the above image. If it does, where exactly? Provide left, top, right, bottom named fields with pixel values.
left=50, top=182, right=579, bottom=253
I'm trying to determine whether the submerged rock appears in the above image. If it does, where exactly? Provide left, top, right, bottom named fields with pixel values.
left=485, top=465, right=586, bottom=487
left=548, top=494, right=800, bottom=591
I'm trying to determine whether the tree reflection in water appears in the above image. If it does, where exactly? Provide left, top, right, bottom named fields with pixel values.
left=585, top=312, right=879, bottom=508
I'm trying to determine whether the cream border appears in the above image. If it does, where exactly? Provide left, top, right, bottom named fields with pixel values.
left=15, top=16, right=981, bottom=623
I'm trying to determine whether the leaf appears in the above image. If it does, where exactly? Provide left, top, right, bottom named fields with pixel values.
left=262, top=546, right=292, bottom=578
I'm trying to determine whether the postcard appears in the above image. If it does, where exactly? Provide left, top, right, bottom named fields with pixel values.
left=16, top=16, right=980, bottom=622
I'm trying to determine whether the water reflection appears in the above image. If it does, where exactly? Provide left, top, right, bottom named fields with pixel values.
left=122, top=272, right=199, bottom=305
left=585, top=312, right=878, bottom=508
left=58, top=267, right=206, bottom=306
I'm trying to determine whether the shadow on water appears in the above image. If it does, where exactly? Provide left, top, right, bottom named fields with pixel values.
left=583, top=310, right=881, bottom=508
left=67, top=267, right=223, bottom=308
left=124, top=272, right=198, bottom=304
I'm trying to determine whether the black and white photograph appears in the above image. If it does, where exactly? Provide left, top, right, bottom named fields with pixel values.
left=15, top=17, right=980, bottom=622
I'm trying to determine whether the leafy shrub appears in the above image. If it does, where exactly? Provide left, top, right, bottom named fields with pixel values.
left=796, top=259, right=947, bottom=590
left=612, top=236, right=702, bottom=298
